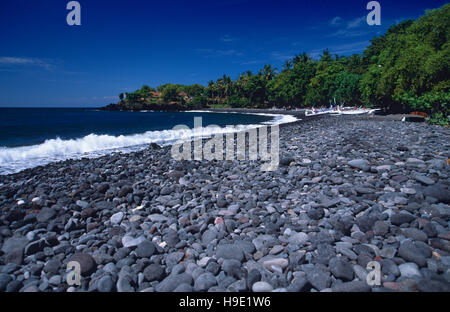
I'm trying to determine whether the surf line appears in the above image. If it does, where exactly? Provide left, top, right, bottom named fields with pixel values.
left=170, top=116, right=280, bottom=171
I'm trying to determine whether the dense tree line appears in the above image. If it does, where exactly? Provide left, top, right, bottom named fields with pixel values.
left=105, top=4, right=449, bottom=124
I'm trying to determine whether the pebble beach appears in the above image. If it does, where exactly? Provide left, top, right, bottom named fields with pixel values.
left=0, top=114, right=449, bottom=292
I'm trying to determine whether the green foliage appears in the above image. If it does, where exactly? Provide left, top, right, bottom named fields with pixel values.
left=267, top=53, right=316, bottom=107
left=228, top=95, right=249, bottom=108
left=140, top=85, right=155, bottom=93
left=334, top=72, right=362, bottom=105
left=305, top=50, right=344, bottom=106
left=183, top=84, right=205, bottom=97
left=157, top=84, right=171, bottom=92
left=161, top=84, right=179, bottom=102
left=189, top=95, right=208, bottom=109
left=359, top=4, right=449, bottom=115
left=107, top=4, right=449, bottom=124
left=395, top=91, right=450, bottom=117
left=428, top=112, right=449, bottom=126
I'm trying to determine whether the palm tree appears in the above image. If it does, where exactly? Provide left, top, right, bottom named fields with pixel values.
left=301, top=52, right=311, bottom=64
left=293, top=52, right=310, bottom=65
left=222, top=74, right=232, bottom=105
left=237, top=71, right=252, bottom=99
left=207, top=80, right=216, bottom=105
left=216, top=78, right=226, bottom=104
left=260, top=64, right=276, bottom=81
left=282, top=60, right=292, bottom=71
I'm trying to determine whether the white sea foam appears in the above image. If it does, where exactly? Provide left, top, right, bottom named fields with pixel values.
left=184, top=110, right=298, bottom=125
left=0, top=112, right=298, bottom=175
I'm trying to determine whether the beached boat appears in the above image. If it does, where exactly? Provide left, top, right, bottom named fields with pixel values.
left=305, top=104, right=381, bottom=117
left=305, top=108, right=333, bottom=116
left=305, top=104, right=337, bottom=116
left=337, top=108, right=380, bottom=115
left=330, top=106, right=381, bottom=115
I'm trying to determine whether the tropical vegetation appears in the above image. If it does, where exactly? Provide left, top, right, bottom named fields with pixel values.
left=103, top=4, right=449, bottom=125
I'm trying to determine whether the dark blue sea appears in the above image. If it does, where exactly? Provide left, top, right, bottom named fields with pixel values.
left=0, top=108, right=295, bottom=175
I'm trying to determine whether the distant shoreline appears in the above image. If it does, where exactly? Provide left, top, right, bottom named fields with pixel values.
left=100, top=106, right=307, bottom=117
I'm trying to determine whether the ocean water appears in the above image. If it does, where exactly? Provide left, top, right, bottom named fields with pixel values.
left=0, top=108, right=296, bottom=175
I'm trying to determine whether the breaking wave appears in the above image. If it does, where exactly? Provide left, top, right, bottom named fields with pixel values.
left=0, top=113, right=298, bottom=175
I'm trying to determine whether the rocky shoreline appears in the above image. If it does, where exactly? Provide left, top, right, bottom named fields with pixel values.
left=0, top=115, right=449, bottom=292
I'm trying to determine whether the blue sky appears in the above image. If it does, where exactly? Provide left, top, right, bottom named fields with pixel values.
left=0, top=0, right=447, bottom=107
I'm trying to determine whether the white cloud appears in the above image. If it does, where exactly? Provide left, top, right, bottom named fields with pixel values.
left=347, top=16, right=366, bottom=29
left=220, top=34, right=237, bottom=42
left=0, top=56, right=55, bottom=70
left=91, top=96, right=118, bottom=101
left=330, top=16, right=343, bottom=26
left=330, top=40, right=370, bottom=54
left=195, top=48, right=243, bottom=57
left=270, top=51, right=294, bottom=62
left=241, top=60, right=265, bottom=65
left=328, top=29, right=368, bottom=38
left=326, top=15, right=377, bottom=38
left=308, top=40, right=370, bottom=59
